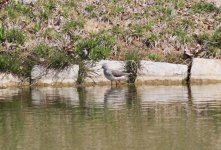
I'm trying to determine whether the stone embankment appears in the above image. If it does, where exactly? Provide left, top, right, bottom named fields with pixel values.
left=1, top=58, right=221, bottom=88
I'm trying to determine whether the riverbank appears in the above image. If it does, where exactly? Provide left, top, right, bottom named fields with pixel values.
left=1, top=0, right=221, bottom=78
left=1, top=0, right=221, bottom=88
left=1, top=58, right=221, bottom=88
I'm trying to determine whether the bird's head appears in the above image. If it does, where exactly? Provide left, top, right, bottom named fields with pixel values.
left=101, top=63, right=108, bottom=70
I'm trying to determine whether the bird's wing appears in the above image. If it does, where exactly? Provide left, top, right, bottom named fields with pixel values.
left=111, top=70, right=129, bottom=77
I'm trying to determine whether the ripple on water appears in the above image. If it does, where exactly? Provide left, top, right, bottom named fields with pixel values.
left=0, top=84, right=221, bottom=150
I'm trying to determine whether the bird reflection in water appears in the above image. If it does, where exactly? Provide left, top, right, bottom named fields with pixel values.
left=103, top=85, right=139, bottom=109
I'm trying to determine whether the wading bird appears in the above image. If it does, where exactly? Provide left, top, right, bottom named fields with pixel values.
left=102, top=63, right=130, bottom=86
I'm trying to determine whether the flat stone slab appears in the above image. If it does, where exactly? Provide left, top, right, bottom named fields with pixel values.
left=16, top=0, right=37, bottom=4
left=31, top=65, right=79, bottom=86
left=136, top=61, right=188, bottom=84
left=191, top=58, right=221, bottom=83
left=0, top=73, right=28, bottom=88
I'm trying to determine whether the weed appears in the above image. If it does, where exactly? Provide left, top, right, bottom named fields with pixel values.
left=172, top=26, right=193, bottom=44
left=33, top=43, right=51, bottom=58
left=195, top=27, right=221, bottom=49
left=33, top=43, right=72, bottom=69
left=147, top=53, right=161, bottom=61
left=180, top=18, right=194, bottom=30
left=107, top=4, right=123, bottom=17
left=207, top=46, right=218, bottom=57
left=15, top=3, right=32, bottom=15
left=192, top=2, right=219, bottom=13
left=144, top=33, right=159, bottom=48
left=74, top=31, right=115, bottom=61
left=111, top=25, right=124, bottom=35
left=125, top=50, right=142, bottom=83
left=5, top=1, right=32, bottom=19
left=212, top=28, right=221, bottom=48
left=37, top=0, right=55, bottom=20
left=43, top=28, right=61, bottom=39
left=62, top=18, right=85, bottom=33
left=6, top=5, right=17, bottom=19
left=130, top=24, right=146, bottom=37
left=0, top=27, right=5, bottom=42
left=164, top=53, right=184, bottom=64
left=32, top=23, right=41, bottom=34
left=172, top=0, right=185, bottom=8
left=194, top=33, right=210, bottom=45
left=85, top=5, right=96, bottom=13
left=6, top=29, right=26, bottom=45
left=0, top=53, right=22, bottom=75
left=63, top=0, right=77, bottom=7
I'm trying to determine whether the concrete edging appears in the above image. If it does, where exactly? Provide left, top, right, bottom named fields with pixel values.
left=1, top=58, right=221, bottom=88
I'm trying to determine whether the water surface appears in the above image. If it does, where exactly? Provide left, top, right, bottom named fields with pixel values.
left=0, top=84, right=221, bottom=150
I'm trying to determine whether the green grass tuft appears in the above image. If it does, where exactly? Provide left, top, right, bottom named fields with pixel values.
left=192, top=2, right=219, bottom=13
left=74, top=32, right=115, bottom=61
left=125, top=50, right=142, bottom=83
left=147, top=53, right=161, bottom=61
left=6, top=29, right=26, bottom=45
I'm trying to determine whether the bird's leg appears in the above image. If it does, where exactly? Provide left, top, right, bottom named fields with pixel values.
left=116, top=81, right=121, bottom=86
left=111, top=81, right=113, bottom=87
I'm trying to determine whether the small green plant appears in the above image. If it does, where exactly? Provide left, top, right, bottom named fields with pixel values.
left=212, top=28, right=221, bottom=48
left=5, top=3, right=17, bottom=19
left=111, top=25, right=124, bottom=35
left=32, top=23, right=41, bottom=34
left=108, top=4, right=123, bottom=17
left=125, top=50, right=142, bottom=84
left=74, top=32, right=115, bottom=61
left=207, top=46, right=218, bottom=57
left=130, top=24, right=146, bottom=37
left=62, top=18, right=85, bottom=33
left=37, top=0, right=55, bottom=20
left=5, top=1, right=32, bottom=19
left=43, top=28, right=61, bottom=39
left=0, top=53, right=21, bottom=74
left=180, top=18, right=194, bottom=30
left=6, top=29, right=26, bottom=45
left=63, top=0, right=77, bottom=7
left=15, top=3, right=32, bottom=15
left=195, top=27, right=221, bottom=58
left=85, top=5, right=96, bottom=12
left=147, top=53, right=161, bottom=61
left=172, top=0, right=185, bottom=8
left=0, top=27, right=5, bottom=42
left=194, top=33, right=210, bottom=45
left=144, top=33, right=159, bottom=48
left=33, top=43, right=51, bottom=57
left=33, top=43, right=72, bottom=69
left=192, top=2, right=219, bottom=13
left=165, top=53, right=184, bottom=64
left=172, top=26, right=193, bottom=44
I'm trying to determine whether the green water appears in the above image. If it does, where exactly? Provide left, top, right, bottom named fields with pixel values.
left=0, top=84, right=221, bottom=150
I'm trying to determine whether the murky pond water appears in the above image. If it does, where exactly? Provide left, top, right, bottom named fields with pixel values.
left=0, top=84, right=221, bottom=150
